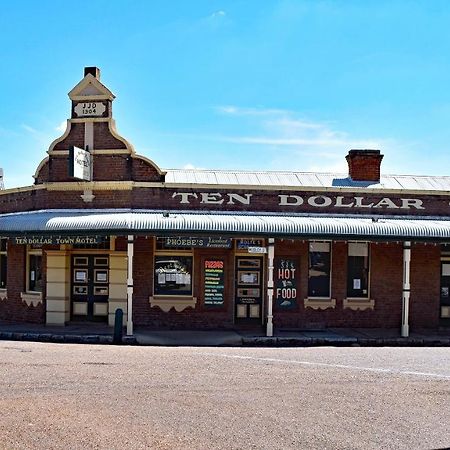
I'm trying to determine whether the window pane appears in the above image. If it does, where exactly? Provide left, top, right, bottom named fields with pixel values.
left=29, top=255, right=43, bottom=292
left=347, top=243, right=369, bottom=297
left=154, top=256, right=193, bottom=296
left=308, top=243, right=331, bottom=297
left=0, top=255, right=6, bottom=288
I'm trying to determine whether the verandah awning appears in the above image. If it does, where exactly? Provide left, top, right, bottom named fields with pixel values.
left=1, top=209, right=450, bottom=241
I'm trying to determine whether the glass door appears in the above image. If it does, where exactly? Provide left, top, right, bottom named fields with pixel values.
left=440, top=262, right=450, bottom=326
left=235, top=256, right=263, bottom=323
left=71, top=255, right=109, bottom=322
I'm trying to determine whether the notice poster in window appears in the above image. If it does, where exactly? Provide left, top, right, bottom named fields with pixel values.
left=154, top=256, right=193, bottom=296
left=353, top=279, right=361, bottom=290
left=75, top=270, right=87, bottom=282
left=176, top=273, right=184, bottom=285
left=204, top=260, right=225, bottom=307
left=95, top=270, right=108, bottom=283
left=238, top=271, right=259, bottom=285
left=275, top=258, right=298, bottom=309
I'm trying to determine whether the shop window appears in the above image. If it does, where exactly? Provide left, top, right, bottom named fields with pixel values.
left=308, top=242, right=331, bottom=298
left=347, top=242, right=370, bottom=298
left=27, top=249, right=43, bottom=293
left=0, top=239, right=6, bottom=289
left=154, top=255, right=193, bottom=296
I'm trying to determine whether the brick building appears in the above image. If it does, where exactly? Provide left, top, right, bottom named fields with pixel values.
left=1, top=67, right=450, bottom=337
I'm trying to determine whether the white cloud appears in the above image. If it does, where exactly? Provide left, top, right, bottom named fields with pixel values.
left=22, top=124, right=38, bottom=134
left=216, top=105, right=290, bottom=116
left=213, top=105, right=383, bottom=153
left=220, top=136, right=379, bottom=148
left=210, top=10, right=226, bottom=19
left=183, top=163, right=205, bottom=170
left=159, top=106, right=396, bottom=173
left=55, top=121, right=67, bottom=133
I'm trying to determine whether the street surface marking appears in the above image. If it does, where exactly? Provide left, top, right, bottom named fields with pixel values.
left=204, top=353, right=450, bottom=380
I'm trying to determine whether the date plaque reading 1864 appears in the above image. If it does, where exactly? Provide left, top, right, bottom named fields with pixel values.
left=74, top=102, right=106, bottom=117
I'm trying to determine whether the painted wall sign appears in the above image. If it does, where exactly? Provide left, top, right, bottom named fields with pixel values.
left=163, top=237, right=232, bottom=248
left=12, top=236, right=104, bottom=245
left=204, top=259, right=225, bottom=306
left=74, top=102, right=106, bottom=117
left=275, top=258, right=298, bottom=309
left=68, top=146, right=91, bottom=181
left=170, top=191, right=426, bottom=211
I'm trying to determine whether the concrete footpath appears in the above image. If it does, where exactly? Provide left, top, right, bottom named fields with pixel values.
left=0, top=322, right=449, bottom=346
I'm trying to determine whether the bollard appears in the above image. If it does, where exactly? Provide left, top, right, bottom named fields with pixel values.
left=113, top=308, right=123, bottom=345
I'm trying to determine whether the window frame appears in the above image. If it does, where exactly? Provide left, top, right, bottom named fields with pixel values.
left=307, top=241, right=332, bottom=299
left=0, top=238, right=7, bottom=290
left=26, top=246, right=43, bottom=293
left=346, top=241, right=370, bottom=299
left=154, top=239, right=194, bottom=297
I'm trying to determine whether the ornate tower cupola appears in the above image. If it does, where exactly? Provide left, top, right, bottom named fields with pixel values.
left=34, top=67, right=165, bottom=189
left=69, top=67, right=115, bottom=121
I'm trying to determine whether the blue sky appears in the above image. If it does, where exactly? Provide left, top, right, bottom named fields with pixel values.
left=2, top=0, right=450, bottom=188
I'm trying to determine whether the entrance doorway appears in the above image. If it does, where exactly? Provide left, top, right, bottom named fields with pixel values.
left=71, top=255, right=109, bottom=322
left=234, top=256, right=263, bottom=323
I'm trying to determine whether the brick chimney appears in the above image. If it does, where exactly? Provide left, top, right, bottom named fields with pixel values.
left=84, top=66, right=101, bottom=79
left=346, top=149, right=384, bottom=182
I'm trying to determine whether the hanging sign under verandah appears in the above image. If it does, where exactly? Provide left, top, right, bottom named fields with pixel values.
left=11, top=236, right=105, bottom=245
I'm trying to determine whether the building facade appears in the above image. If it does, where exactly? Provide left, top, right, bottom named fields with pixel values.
left=1, top=67, right=450, bottom=336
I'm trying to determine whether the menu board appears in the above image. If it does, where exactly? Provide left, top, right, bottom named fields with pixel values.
left=275, top=258, right=298, bottom=309
left=204, top=260, right=225, bottom=306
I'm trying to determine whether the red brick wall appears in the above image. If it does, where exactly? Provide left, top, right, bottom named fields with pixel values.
left=346, top=150, right=383, bottom=181
left=0, top=238, right=442, bottom=329
left=93, top=122, right=127, bottom=150
left=33, top=118, right=164, bottom=184
left=132, top=238, right=235, bottom=329
left=272, top=241, right=405, bottom=329
left=409, top=244, right=440, bottom=328
left=53, top=122, right=85, bottom=151
left=0, top=244, right=44, bottom=323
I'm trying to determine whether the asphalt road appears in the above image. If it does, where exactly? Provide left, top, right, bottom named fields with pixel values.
left=0, top=343, right=449, bottom=450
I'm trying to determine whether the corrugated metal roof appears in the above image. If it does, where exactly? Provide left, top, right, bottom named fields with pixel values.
left=164, top=169, right=450, bottom=191
left=2, top=209, right=450, bottom=241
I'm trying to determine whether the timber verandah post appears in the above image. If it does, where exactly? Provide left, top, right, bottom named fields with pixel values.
left=127, top=235, right=134, bottom=336
left=266, top=238, right=275, bottom=337
left=401, top=241, right=411, bottom=337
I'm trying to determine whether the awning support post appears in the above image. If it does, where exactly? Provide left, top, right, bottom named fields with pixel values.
left=401, top=241, right=411, bottom=337
left=127, top=235, right=134, bottom=336
left=266, top=238, right=275, bottom=337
